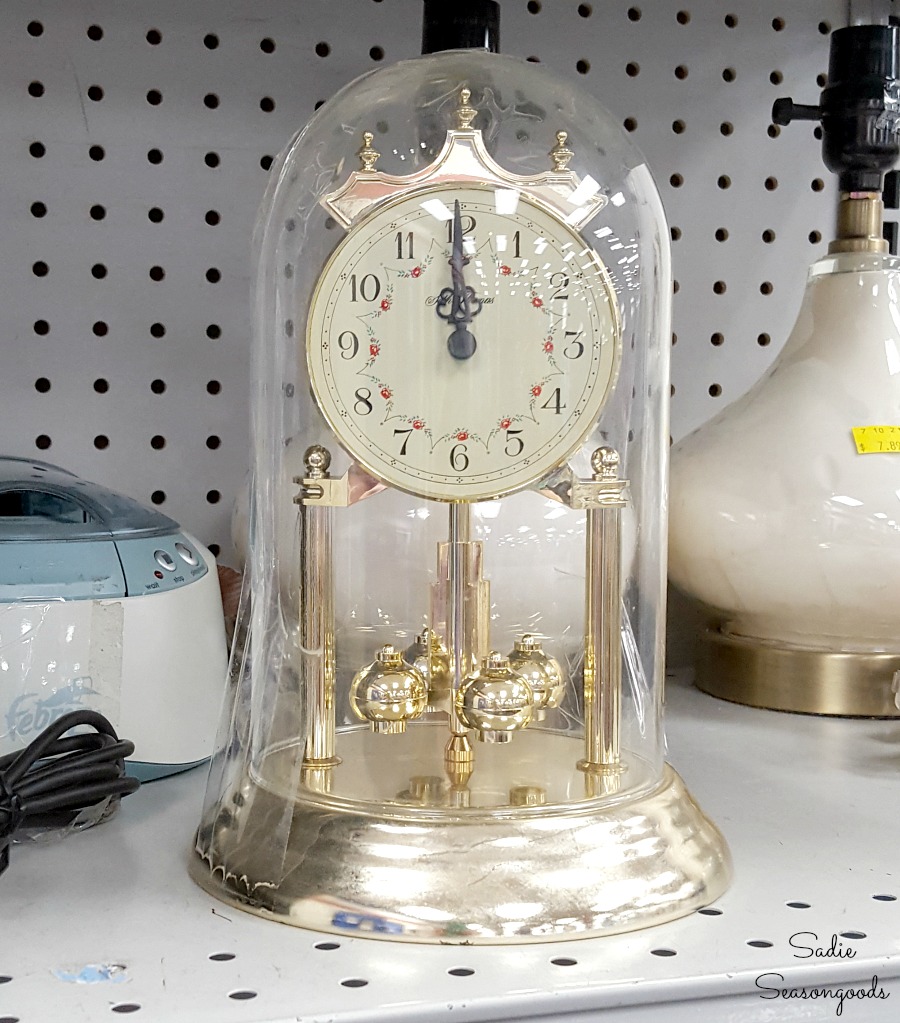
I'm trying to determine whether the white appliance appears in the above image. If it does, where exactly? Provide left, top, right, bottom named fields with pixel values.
left=0, top=458, right=228, bottom=779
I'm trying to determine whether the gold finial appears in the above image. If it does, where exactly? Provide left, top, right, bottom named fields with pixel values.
left=456, top=87, right=477, bottom=130
left=591, top=446, right=620, bottom=480
left=358, top=131, right=380, bottom=171
left=550, top=130, right=575, bottom=172
left=304, top=444, right=332, bottom=479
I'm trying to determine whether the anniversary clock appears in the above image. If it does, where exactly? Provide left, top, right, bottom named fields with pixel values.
left=191, top=45, right=730, bottom=942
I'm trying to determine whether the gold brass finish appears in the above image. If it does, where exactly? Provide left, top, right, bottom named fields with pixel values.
left=582, top=768, right=624, bottom=798
left=254, top=723, right=645, bottom=808
left=455, top=86, right=477, bottom=130
left=448, top=502, right=471, bottom=739
left=507, top=634, right=564, bottom=720
left=432, top=505, right=490, bottom=736
left=303, top=444, right=330, bottom=478
left=295, top=462, right=385, bottom=508
left=297, top=446, right=339, bottom=767
left=456, top=651, right=535, bottom=742
left=698, top=627, right=900, bottom=717
left=829, top=193, right=888, bottom=254
left=321, top=98, right=607, bottom=230
left=357, top=131, right=380, bottom=172
left=569, top=478, right=632, bottom=510
left=581, top=447, right=628, bottom=773
left=301, top=764, right=335, bottom=795
left=509, top=784, right=547, bottom=806
left=349, top=644, right=428, bottom=734
left=295, top=473, right=348, bottom=507
left=398, top=774, right=447, bottom=804
left=404, top=629, right=451, bottom=713
left=443, top=731, right=474, bottom=787
left=549, top=130, right=574, bottom=172
left=191, top=744, right=731, bottom=944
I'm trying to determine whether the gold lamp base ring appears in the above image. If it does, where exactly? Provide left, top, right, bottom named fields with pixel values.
left=698, top=627, right=900, bottom=717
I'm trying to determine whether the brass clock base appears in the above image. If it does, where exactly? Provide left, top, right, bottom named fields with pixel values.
left=698, top=627, right=900, bottom=717
left=191, top=732, right=730, bottom=944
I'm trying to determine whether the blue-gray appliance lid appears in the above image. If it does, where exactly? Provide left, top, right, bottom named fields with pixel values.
left=0, top=457, right=179, bottom=541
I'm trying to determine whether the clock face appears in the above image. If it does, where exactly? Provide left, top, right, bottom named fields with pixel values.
left=306, top=184, right=620, bottom=501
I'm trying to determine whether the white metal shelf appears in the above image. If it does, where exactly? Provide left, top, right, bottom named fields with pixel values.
left=4, top=674, right=899, bottom=1023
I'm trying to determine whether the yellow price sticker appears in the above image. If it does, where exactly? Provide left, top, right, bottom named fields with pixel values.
left=852, top=426, right=900, bottom=454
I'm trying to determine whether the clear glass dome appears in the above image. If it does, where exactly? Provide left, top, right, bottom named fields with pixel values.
left=191, top=48, right=728, bottom=943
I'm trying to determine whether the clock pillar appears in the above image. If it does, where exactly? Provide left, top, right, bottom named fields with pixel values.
left=578, top=447, right=628, bottom=783
left=294, top=446, right=340, bottom=774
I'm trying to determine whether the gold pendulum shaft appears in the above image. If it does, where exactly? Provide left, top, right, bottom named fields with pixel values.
left=447, top=502, right=471, bottom=737
left=432, top=502, right=490, bottom=785
left=296, top=445, right=340, bottom=769
left=579, top=447, right=628, bottom=778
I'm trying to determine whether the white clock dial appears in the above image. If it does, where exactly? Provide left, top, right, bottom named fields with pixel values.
left=307, top=184, right=620, bottom=501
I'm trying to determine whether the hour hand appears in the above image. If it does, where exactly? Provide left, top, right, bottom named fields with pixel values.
left=436, top=200, right=483, bottom=360
left=450, top=198, right=466, bottom=283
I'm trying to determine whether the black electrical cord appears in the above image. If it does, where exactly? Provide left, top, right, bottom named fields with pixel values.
left=0, top=709, right=140, bottom=876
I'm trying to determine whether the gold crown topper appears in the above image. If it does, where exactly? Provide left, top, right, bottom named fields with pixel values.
left=357, top=131, right=380, bottom=172
left=456, top=87, right=477, bottom=130
left=550, top=131, right=574, bottom=172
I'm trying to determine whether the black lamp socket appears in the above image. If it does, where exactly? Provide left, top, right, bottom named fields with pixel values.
left=421, top=0, right=500, bottom=54
left=773, top=24, right=900, bottom=194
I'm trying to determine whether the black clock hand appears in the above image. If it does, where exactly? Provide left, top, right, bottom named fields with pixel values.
left=436, top=200, right=483, bottom=360
left=449, top=199, right=468, bottom=304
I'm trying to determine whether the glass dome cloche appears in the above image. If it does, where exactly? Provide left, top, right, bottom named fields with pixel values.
left=190, top=42, right=730, bottom=943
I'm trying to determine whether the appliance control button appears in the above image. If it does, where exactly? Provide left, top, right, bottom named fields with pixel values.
left=175, top=541, right=199, bottom=566
left=154, top=550, right=176, bottom=571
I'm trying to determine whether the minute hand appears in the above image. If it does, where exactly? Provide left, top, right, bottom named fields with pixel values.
left=436, top=200, right=483, bottom=360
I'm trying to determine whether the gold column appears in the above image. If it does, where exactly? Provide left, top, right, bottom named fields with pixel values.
left=296, top=445, right=340, bottom=769
left=579, top=447, right=628, bottom=778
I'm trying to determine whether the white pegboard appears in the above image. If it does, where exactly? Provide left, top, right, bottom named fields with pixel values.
left=0, top=0, right=847, bottom=561
left=2, top=674, right=900, bottom=1023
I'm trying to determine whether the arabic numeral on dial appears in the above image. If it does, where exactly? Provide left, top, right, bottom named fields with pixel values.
left=450, top=443, right=469, bottom=471
left=504, top=429, right=524, bottom=456
left=393, top=427, right=413, bottom=455
left=550, top=271, right=569, bottom=301
left=337, top=330, right=359, bottom=359
left=353, top=388, right=373, bottom=415
left=512, top=230, right=521, bottom=258
left=540, top=387, right=566, bottom=415
left=349, top=273, right=382, bottom=302
left=395, top=231, right=414, bottom=260
left=563, top=330, right=584, bottom=359
left=447, top=214, right=476, bottom=243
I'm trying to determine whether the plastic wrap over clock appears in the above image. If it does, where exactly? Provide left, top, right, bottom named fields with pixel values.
left=194, top=48, right=708, bottom=942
